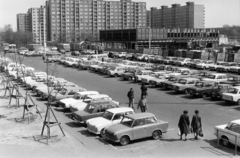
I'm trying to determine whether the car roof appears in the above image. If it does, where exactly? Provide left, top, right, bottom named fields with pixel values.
left=198, top=80, right=218, bottom=83
left=232, top=86, right=240, bottom=89
left=87, top=94, right=109, bottom=98
left=126, top=112, right=155, bottom=119
left=183, top=78, right=199, bottom=80
left=76, top=91, right=99, bottom=95
left=231, top=119, right=240, bottom=124
left=106, top=107, right=134, bottom=113
left=210, top=73, right=227, bottom=76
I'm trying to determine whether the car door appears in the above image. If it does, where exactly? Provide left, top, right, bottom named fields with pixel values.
left=145, top=117, right=159, bottom=136
left=227, top=123, right=240, bottom=145
left=132, top=118, right=148, bottom=140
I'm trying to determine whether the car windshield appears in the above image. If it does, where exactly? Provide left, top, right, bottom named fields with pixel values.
left=207, top=75, right=216, bottom=79
left=102, top=111, right=114, bottom=120
left=83, top=96, right=93, bottom=103
left=59, top=88, right=67, bottom=95
left=73, top=93, right=81, bottom=99
left=178, top=79, right=187, bottom=84
left=199, top=72, right=207, bottom=76
left=165, top=67, right=172, bottom=71
left=181, top=71, right=189, bottom=75
left=169, top=77, right=177, bottom=81
left=85, top=104, right=95, bottom=113
left=149, top=73, right=156, bottom=77
left=228, top=88, right=239, bottom=94
left=195, top=82, right=204, bottom=87
left=121, top=117, right=134, bottom=127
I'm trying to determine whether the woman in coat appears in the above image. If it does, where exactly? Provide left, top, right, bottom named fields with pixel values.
left=178, top=110, right=190, bottom=141
left=191, top=110, right=202, bottom=140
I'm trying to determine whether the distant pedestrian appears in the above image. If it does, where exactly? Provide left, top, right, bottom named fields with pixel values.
left=178, top=110, right=190, bottom=141
left=102, top=57, right=104, bottom=62
left=137, top=96, right=148, bottom=112
left=191, top=110, right=202, bottom=140
left=127, top=88, right=134, bottom=110
left=140, top=83, right=148, bottom=98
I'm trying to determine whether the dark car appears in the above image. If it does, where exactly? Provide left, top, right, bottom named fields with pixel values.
left=72, top=101, right=118, bottom=123
left=161, top=75, right=188, bottom=89
left=186, top=80, right=218, bottom=98
left=209, top=84, right=233, bottom=99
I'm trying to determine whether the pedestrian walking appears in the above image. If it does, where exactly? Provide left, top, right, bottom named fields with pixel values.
left=140, top=83, right=148, bottom=98
left=137, top=96, right=148, bottom=112
left=178, top=110, right=190, bottom=141
left=191, top=110, right=202, bottom=140
left=127, top=88, right=134, bottom=110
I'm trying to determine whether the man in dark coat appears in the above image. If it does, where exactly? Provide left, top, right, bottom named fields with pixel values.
left=178, top=110, right=190, bottom=141
left=140, top=83, right=148, bottom=99
left=127, top=88, right=134, bottom=110
left=191, top=110, right=202, bottom=140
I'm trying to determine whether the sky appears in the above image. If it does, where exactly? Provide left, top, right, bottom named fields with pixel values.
left=0, top=0, right=240, bottom=30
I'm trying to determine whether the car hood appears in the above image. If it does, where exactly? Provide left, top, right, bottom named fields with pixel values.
left=215, top=124, right=227, bottom=130
left=74, top=110, right=90, bottom=117
left=87, top=117, right=111, bottom=127
left=106, top=123, right=130, bottom=134
left=70, top=101, right=87, bottom=109
left=60, top=98, right=77, bottom=104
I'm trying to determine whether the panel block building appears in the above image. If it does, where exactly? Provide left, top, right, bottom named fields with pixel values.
left=148, top=2, right=205, bottom=29
left=46, top=0, right=147, bottom=43
left=17, top=13, right=29, bottom=32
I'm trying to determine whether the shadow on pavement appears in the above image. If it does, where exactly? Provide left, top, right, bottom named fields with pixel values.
left=65, top=122, right=83, bottom=128
left=203, top=139, right=239, bottom=157
left=78, top=130, right=96, bottom=138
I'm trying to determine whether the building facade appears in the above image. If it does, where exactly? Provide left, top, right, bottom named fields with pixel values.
left=17, top=13, right=29, bottom=32
left=100, top=28, right=219, bottom=50
left=148, top=2, right=205, bottom=29
left=27, top=6, right=47, bottom=44
left=46, top=0, right=146, bottom=43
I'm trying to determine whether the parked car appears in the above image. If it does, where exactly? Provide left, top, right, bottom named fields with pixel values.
left=216, top=62, right=237, bottom=72
left=171, top=78, right=200, bottom=94
left=186, top=80, right=219, bottom=98
left=222, top=86, right=240, bottom=105
left=87, top=107, right=134, bottom=135
left=164, top=57, right=177, bottom=65
left=72, top=101, right=119, bottom=123
left=107, top=66, right=126, bottom=77
left=209, top=61, right=226, bottom=71
left=196, top=60, right=214, bottom=69
left=201, top=73, right=228, bottom=83
left=135, top=70, right=153, bottom=82
left=209, top=84, right=233, bottom=99
left=115, top=52, right=127, bottom=58
left=219, top=76, right=240, bottom=85
left=69, top=94, right=119, bottom=112
left=59, top=91, right=99, bottom=109
left=190, top=59, right=202, bottom=68
left=214, top=119, right=240, bottom=147
left=48, top=86, right=87, bottom=103
left=176, top=58, right=192, bottom=67
left=141, top=71, right=167, bottom=84
left=229, top=64, right=240, bottom=73
left=102, top=113, right=169, bottom=146
left=161, top=75, right=188, bottom=89
left=121, top=68, right=144, bottom=81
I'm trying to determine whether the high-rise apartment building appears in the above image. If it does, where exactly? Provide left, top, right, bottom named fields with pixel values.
left=149, top=2, right=205, bottom=29
left=46, top=0, right=146, bottom=43
left=27, top=6, right=47, bottom=44
left=17, top=13, right=29, bottom=32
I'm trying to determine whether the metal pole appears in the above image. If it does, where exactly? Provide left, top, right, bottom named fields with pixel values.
left=149, top=27, right=151, bottom=49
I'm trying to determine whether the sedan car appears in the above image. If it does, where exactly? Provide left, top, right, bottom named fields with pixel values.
left=171, top=78, right=200, bottom=93
left=86, top=107, right=134, bottom=135
left=103, top=113, right=169, bottom=146
left=208, top=84, right=232, bottom=99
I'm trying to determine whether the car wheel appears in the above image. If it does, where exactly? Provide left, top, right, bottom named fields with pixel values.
left=120, top=136, right=130, bottom=146
left=221, top=136, right=229, bottom=147
left=184, top=89, right=189, bottom=94
left=238, top=99, right=240, bottom=106
left=152, top=130, right=162, bottom=140
left=114, top=73, right=118, bottom=77
left=189, top=90, right=194, bottom=96
left=202, top=93, right=208, bottom=98
left=100, top=128, right=105, bottom=137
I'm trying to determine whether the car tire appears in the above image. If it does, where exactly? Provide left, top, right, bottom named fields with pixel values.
left=238, top=99, right=240, bottom=106
left=152, top=130, right=162, bottom=140
left=100, top=128, right=105, bottom=137
left=184, top=89, right=189, bottom=94
left=202, top=93, right=208, bottom=98
left=221, top=136, right=229, bottom=147
left=120, top=136, right=130, bottom=146
left=114, top=73, right=118, bottom=77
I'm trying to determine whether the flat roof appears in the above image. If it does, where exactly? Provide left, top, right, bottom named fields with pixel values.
left=126, top=112, right=155, bottom=119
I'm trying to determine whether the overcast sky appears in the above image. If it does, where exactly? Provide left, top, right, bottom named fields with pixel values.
left=0, top=0, right=240, bottom=30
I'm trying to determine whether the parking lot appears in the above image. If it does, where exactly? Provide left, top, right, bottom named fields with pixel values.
left=2, top=53, right=240, bottom=157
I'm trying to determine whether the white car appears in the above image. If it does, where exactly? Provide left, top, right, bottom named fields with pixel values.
left=196, top=60, right=214, bottom=69
left=69, top=94, right=119, bottom=112
left=135, top=70, right=152, bottom=82
left=86, top=107, right=134, bottom=135
left=116, top=52, right=127, bottom=58
left=141, top=71, right=166, bottom=84
left=215, top=119, right=240, bottom=147
left=107, top=66, right=126, bottom=77
left=222, top=86, right=240, bottom=105
left=59, top=91, right=99, bottom=109
left=209, top=61, right=226, bottom=71
left=201, top=73, right=228, bottom=82
left=176, top=58, right=191, bottom=66
left=164, top=68, right=190, bottom=78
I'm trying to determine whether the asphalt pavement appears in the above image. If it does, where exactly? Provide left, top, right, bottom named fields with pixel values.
left=6, top=55, right=240, bottom=158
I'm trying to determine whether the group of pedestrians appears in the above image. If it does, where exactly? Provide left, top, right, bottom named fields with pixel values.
left=178, top=110, right=202, bottom=141
left=127, top=83, right=148, bottom=113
